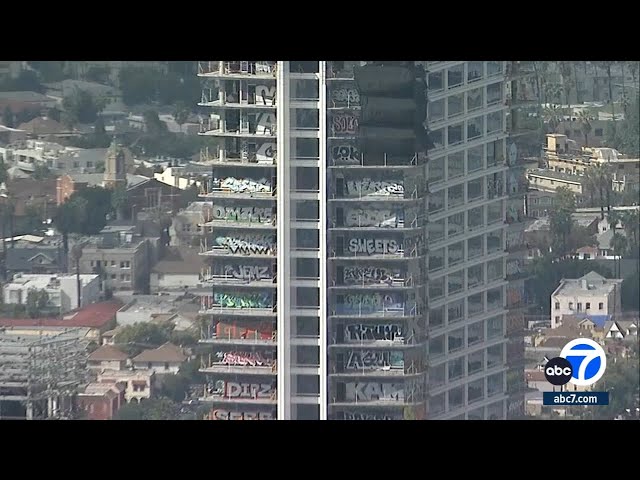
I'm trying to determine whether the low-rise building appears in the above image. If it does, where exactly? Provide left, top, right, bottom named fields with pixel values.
left=87, top=344, right=129, bottom=372
left=2, top=273, right=101, bottom=313
left=550, top=271, right=623, bottom=328
left=4, top=238, right=65, bottom=276
left=77, top=382, right=126, bottom=420
left=116, top=294, right=192, bottom=326
left=169, top=201, right=212, bottom=247
left=150, top=246, right=205, bottom=293
left=78, top=226, right=155, bottom=293
left=97, top=369, right=154, bottom=404
left=131, top=343, right=187, bottom=375
left=0, top=300, right=121, bottom=343
left=526, top=169, right=587, bottom=200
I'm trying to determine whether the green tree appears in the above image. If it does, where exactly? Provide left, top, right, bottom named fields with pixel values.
left=32, top=164, right=52, bottom=180
left=160, top=374, right=190, bottom=402
left=0, top=158, right=7, bottom=184
left=110, top=184, right=128, bottom=220
left=621, top=210, right=639, bottom=258
left=113, top=397, right=180, bottom=420
left=606, top=94, right=639, bottom=157
left=53, top=195, right=88, bottom=263
left=585, top=356, right=639, bottom=420
left=94, top=116, right=106, bottom=135
left=84, top=66, right=111, bottom=84
left=143, top=110, right=167, bottom=135
left=26, top=289, right=49, bottom=318
left=578, top=110, right=592, bottom=147
left=549, top=187, right=576, bottom=257
left=114, top=322, right=173, bottom=355
left=62, top=88, right=107, bottom=126
left=585, top=163, right=612, bottom=219
left=0, top=70, right=44, bottom=93
left=621, top=273, right=640, bottom=311
left=2, top=106, right=14, bottom=128
left=20, top=204, right=44, bottom=234
left=173, top=101, right=190, bottom=133
left=28, top=61, right=65, bottom=83
left=542, top=105, right=562, bottom=133
left=95, top=161, right=105, bottom=173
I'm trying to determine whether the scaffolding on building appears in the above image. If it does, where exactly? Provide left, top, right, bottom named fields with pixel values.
left=0, top=326, right=90, bottom=420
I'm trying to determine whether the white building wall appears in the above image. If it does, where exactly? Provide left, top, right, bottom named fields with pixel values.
left=150, top=273, right=200, bottom=292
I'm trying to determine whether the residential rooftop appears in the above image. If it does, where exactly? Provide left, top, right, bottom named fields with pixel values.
left=552, top=271, right=623, bottom=299
left=132, top=343, right=186, bottom=363
left=6, top=273, right=99, bottom=290
left=0, top=300, right=122, bottom=329
left=527, top=169, right=586, bottom=185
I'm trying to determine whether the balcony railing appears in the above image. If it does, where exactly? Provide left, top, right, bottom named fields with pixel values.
left=329, top=152, right=420, bottom=169
left=198, top=61, right=277, bottom=78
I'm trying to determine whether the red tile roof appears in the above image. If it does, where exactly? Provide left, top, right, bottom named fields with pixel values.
left=0, top=300, right=122, bottom=329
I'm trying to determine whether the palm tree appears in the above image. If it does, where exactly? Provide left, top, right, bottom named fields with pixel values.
left=559, top=62, right=575, bottom=107
left=545, top=83, right=563, bottom=106
left=621, top=210, right=639, bottom=252
left=578, top=110, right=592, bottom=147
left=610, top=232, right=627, bottom=277
left=585, top=163, right=612, bottom=219
left=543, top=105, right=562, bottom=133
left=598, top=61, right=617, bottom=124
left=582, top=167, right=598, bottom=208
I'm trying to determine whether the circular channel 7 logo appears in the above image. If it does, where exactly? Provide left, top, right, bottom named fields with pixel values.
left=560, top=338, right=607, bottom=387
left=545, top=338, right=607, bottom=387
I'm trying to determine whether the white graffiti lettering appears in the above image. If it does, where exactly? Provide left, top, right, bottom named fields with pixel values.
left=223, top=264, right=270, bottom=281
left=216, top=351, right=274, bottom=367
left=345, top=324, right=404, bottom=342
left=216, top=177, right=271, bottom=193
left=332, top=114, right=359, bottom=135
left=331, top=144, right=360, bottom=164
left=215, top=235, right=276, bottom=255
left=331, top=88, right=360, bottom=105
left=346, top=351, right=404, bottom=370
left=341, top=293, right=404, bottom=314
left=346, top=382, right=404, bottom=402
left=255, top=85, right=276, bottom=106
left=213, top=206, right=273, bottom=223
left=223, top=381, right=274, bottom=399
left=343, top=266, right=401, bottom=286
left=211, top=409, right=274, bottom=420
left=345, top=178, right=404, bottom=198
left=348, top=238, right=400, bottom=255
left=345, top=208, right=403, bottom=228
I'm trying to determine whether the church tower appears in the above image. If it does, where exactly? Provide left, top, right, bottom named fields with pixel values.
left=103, top=137, right=126, bottom=189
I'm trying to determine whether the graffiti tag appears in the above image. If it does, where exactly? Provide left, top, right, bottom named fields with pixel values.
left=211, top=409, right=274, bottom=420
left=348, top=238, right=400, bottom=255
left=343, top=266, right=401, bottom=286
left=223, top=265, right=270, bottom=281
left=345, top=382, right=404, bottom=402
left=346, top=351, right=404, bottom=370
left=345, top=208, right=403, bottom=228
left=331, top=144, right=360, bottom=164
left=216, top=177, right=271, bottom=193
left=213, top=292, right=272, bottom=309
left=213, top=206, right=273, bottom=223
left=215, top=235, right=276, bottom=255
left=216, top=351, right=274, bottom=367
left=345, top=324, right=404, bottom=342
left=345, top=178, right=404, bottom=197
left=332, top=114, right=359, bottom=135
left=215, top=321, right=273, bottom=340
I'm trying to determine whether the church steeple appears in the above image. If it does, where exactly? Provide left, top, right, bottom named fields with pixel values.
left=103, top=136, right=126, bottom=189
